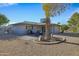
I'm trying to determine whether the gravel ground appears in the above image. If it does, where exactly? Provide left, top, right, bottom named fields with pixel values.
left=0, top=34, right=79, bottom=56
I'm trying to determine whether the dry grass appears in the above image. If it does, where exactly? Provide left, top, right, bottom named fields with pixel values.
left=0, top=35, right=79, bottom=56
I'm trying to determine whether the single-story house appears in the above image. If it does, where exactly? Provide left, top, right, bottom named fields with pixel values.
left=8, top=21, right=61, bottom=35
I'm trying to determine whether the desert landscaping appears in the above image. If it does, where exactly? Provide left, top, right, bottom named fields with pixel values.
left=0, top=34, right=79, bottom=56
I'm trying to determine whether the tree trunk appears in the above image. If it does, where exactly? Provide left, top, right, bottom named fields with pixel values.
left=44, top=17, right=51, bottom=41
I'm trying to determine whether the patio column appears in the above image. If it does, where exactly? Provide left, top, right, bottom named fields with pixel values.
left=42, top=26, right=45, bottom=35
left=32, top=25, right=33, bottom=29
left=26, top=25, right=27, bottom=29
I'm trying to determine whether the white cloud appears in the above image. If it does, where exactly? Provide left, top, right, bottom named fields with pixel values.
left=0, top=3, right=17, bottom=7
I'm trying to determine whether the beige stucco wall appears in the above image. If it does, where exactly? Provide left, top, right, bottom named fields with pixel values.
left=13, top=24, right=26, bottom=29
left=14, top=24, right=43, bottom=32
left=10, top=24, right=61, bottom=34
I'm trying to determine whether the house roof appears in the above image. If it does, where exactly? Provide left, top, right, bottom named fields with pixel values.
left=12, top=21, right=45, bottom=25
left=11, top=21, right=60, bottom=26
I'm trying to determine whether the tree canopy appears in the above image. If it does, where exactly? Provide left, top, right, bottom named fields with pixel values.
left=61, top=24, right=69, bottom=33
left=67, top=12, right=79, bottom=32
left=0, top=14, right=9, bottom=26
left=43, top=3, right=70, bottom=17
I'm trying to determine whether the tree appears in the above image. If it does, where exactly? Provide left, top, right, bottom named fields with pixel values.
left=61, top=24, right=69, bottom=33
left=42, top=3, right=70, bottom=41
left=67, top=12, right=79, bottom=32
left=0, top=13, right=9, bottom=26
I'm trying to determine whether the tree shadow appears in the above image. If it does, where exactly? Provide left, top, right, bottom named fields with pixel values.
left=25, top=42, right=29, bottom=45
left=0, top=33, right=18, bottom=40
left=64, top=41, right=79, bottom=46
left=54, top=33, right=79, bottom=37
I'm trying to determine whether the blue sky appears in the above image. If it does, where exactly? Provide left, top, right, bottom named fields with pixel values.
left=0, top=3, right=79, bottom=24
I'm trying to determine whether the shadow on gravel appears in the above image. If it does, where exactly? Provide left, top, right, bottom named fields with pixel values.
left=0, top=33, right=18, bottom=40
left=64, top=42, right=79, bottom=46
left=54, top=33, right=79, bottom=37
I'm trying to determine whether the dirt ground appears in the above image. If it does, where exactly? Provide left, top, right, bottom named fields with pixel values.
left=0, top=35, right=79, bottom=56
